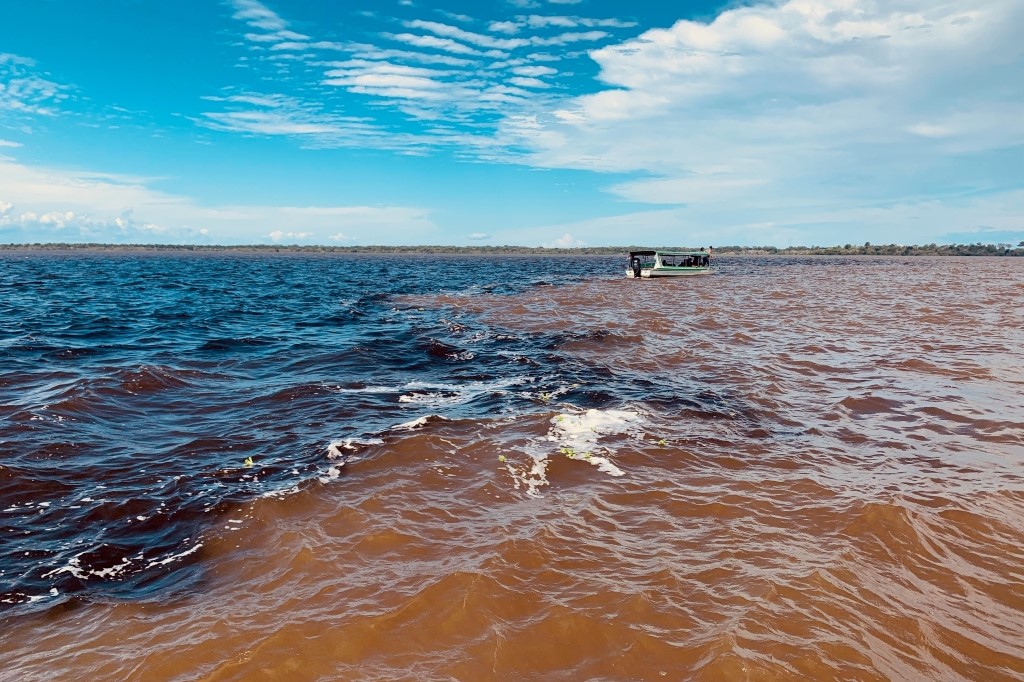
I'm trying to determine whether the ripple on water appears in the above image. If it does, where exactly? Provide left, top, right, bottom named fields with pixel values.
left=0, top=254, right=1022, bottom=681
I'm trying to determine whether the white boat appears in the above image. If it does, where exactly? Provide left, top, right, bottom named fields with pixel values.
left=626, top=249, right=712, bottom=278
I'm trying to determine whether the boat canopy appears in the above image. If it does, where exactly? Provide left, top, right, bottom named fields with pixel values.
left=628, top=249, right=708, bottom=257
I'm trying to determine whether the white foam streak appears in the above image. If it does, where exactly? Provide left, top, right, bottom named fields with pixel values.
left=39, top=542, right=204, bottom=584
left=41, top=556, right=87, bottom=580
left=327, top=437, right=384, bottom=459
left=509, top=408, right=646, bottom=496
left=398, top=376, right=530, bottom=406
left=328, top=384, right=396, bottom=394
left=394, top=414, right=449, bottom=430
left=144, top=543, right=203, bottom=569
left=548, top=408, right=645, bottom=469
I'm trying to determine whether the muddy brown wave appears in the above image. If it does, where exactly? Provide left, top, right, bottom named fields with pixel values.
left=1, top=255, right=1022, bottom=680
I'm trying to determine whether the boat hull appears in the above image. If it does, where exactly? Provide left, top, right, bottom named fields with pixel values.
left=627, top=267, right=711, bottom=278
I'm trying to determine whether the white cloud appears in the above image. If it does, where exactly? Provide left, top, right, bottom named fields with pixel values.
left=489, top=188, right=1024, bottom=248
left=489, top=21, right=520, bottom=35
left=322, top=60, right=454, bottom=99
left=496, top=0, right=1024, bottom=245
left=512, top=65, right=557, bottom=77
left=319, top=49, right=564, bottom=126
left=907, top=122, right=954, bottom=138
left=526, top=52, right=561, bottom=62
left=198, top=92, right=383, bottom=143
left=0, top=156, right=437, bottom=244
left=545, top=232, right=584, bottom=247
left=268, top=230, right=312, bottom=242
left=270, top=41, right=346, bottom=52
left=0, top=54, right=34, bottom=67
left=331, top=73, right=443, bottom=90
left=209, top=0, right=1020, bottom=250
left=468, top=232, right=491, bottom=240
left=508, top=76, right=550, bottom=89
left=230, top=0, right=288, bottom=32
left=531, top=30, right=608, bottom=46
left=526, top=15, right=576, bottom=29
left=480, top=85, right=530, bottom=103
left=228, top=0, right=344, bottom=56
left=405, top=20, right=530, bottom=50
left=0, top=139, right=23, bottom=147
left=386, top=32, right=488, bottom=57
left=243, top=30, right=309, bottom=44
left=0, top=203, right=203, bottom=243
left=344, top=45, right=474, bottom=67
left=0, top=53, right=68, bottom=117
left=521, top=15, right=637, bottom=30
left=325, top=60, right=452, bottom=79
left=438, top=11, right=473, bottom=24
left=214, top=4, right=625, bottom=155
left=201, top=109, right=356, bottom=136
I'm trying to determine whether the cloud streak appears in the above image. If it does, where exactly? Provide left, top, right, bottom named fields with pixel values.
left=197, top=92, right=382, bottom=143
left=0, top=53, right=68, bottom=118
left=209, top=2, right=636, bottom=156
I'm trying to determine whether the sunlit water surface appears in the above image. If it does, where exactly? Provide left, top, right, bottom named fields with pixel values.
left=1, top=253, right=1022, bottom=681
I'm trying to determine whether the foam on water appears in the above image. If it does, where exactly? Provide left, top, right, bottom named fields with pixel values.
left=394, top=414, right=450, bottom=430
left=4, top=252, right=1024, bottom=681
left=504, top=407, right=647, bottom=496
left=397, top=376, right=530, bottom=406
left=327, top=384, right=397, bottom=394
left=326, top=437, right=384, bottom=460
left=547, top=408, right=645, bottom=462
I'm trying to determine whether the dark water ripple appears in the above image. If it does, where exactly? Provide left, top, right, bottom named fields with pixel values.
left=0, top=253, right=619, bottom=608
left=1, top=253, right=1022, bottom=680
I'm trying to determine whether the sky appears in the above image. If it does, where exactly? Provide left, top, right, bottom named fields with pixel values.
left=1, top=0, right=1022, bottom=248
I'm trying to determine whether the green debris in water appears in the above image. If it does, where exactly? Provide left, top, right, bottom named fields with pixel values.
left=243, top=456, right=254, bottom=467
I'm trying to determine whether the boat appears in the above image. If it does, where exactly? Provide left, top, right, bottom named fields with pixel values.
left=626, top=249, right=712, bottom=278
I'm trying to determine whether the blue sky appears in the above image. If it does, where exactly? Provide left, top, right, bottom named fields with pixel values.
left=1, top=0, right=1022, bottom=247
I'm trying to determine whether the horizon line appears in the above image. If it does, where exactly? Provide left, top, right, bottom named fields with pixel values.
left=1, top=241, right=1022, bottom=255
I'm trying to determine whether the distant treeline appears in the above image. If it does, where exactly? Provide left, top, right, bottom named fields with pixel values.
left=1, top=241, right=1022, bottom=256
left=719, top=242, right=1024, bottom=256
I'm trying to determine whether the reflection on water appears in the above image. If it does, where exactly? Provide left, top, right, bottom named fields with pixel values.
left=1, top=254, right=1022, bottom=680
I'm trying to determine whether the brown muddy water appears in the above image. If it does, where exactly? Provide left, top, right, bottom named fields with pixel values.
left=1, top=255, right=1022, bottom=680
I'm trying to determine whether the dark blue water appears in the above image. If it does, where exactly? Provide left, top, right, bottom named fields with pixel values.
left=0, top=252, right=626, bottom=609
left=4, top=252, right=1023, bottom=680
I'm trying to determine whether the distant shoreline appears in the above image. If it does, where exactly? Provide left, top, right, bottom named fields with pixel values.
left=0, top=242, right=1021, bottom=257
